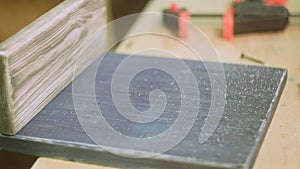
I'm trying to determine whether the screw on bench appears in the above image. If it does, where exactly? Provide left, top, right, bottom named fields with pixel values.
left=240, top=53, right=264, bottom=65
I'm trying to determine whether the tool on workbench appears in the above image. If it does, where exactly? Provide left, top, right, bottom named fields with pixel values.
left=162, top=3, right=190, bottom=38
left=163, top=1, right=299, bottom=40
left=223, top=1, right=291, bottom=40
left=234, top=0, right=287, bottom=6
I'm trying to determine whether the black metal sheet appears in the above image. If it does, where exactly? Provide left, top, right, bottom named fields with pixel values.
left=0, top=52, right=287, bottom=169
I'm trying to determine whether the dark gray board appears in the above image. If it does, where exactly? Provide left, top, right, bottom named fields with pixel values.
left=0, top=52, right=287, bottom=169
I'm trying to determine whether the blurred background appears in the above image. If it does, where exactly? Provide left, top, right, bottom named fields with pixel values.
left=0, top=0, right=148, bottom=43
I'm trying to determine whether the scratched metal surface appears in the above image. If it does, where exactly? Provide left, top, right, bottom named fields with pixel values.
left=0, top=52, right=287, bottom=169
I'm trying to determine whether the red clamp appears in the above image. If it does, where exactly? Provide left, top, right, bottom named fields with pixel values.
left=223, top=7, right=235, bottom=40
left=265, top=0, right=287, bottom=6
left=163, top=2, right=190, bottom=39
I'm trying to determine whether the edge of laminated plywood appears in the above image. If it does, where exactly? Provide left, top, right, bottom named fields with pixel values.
left=0, top=0, right=107, bottom=135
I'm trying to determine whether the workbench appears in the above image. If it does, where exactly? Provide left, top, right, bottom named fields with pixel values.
left=29, top=0, right=300, bottom=168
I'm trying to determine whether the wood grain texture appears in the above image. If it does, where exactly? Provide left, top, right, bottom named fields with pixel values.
left=0, top=0, right=106, bottom=135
